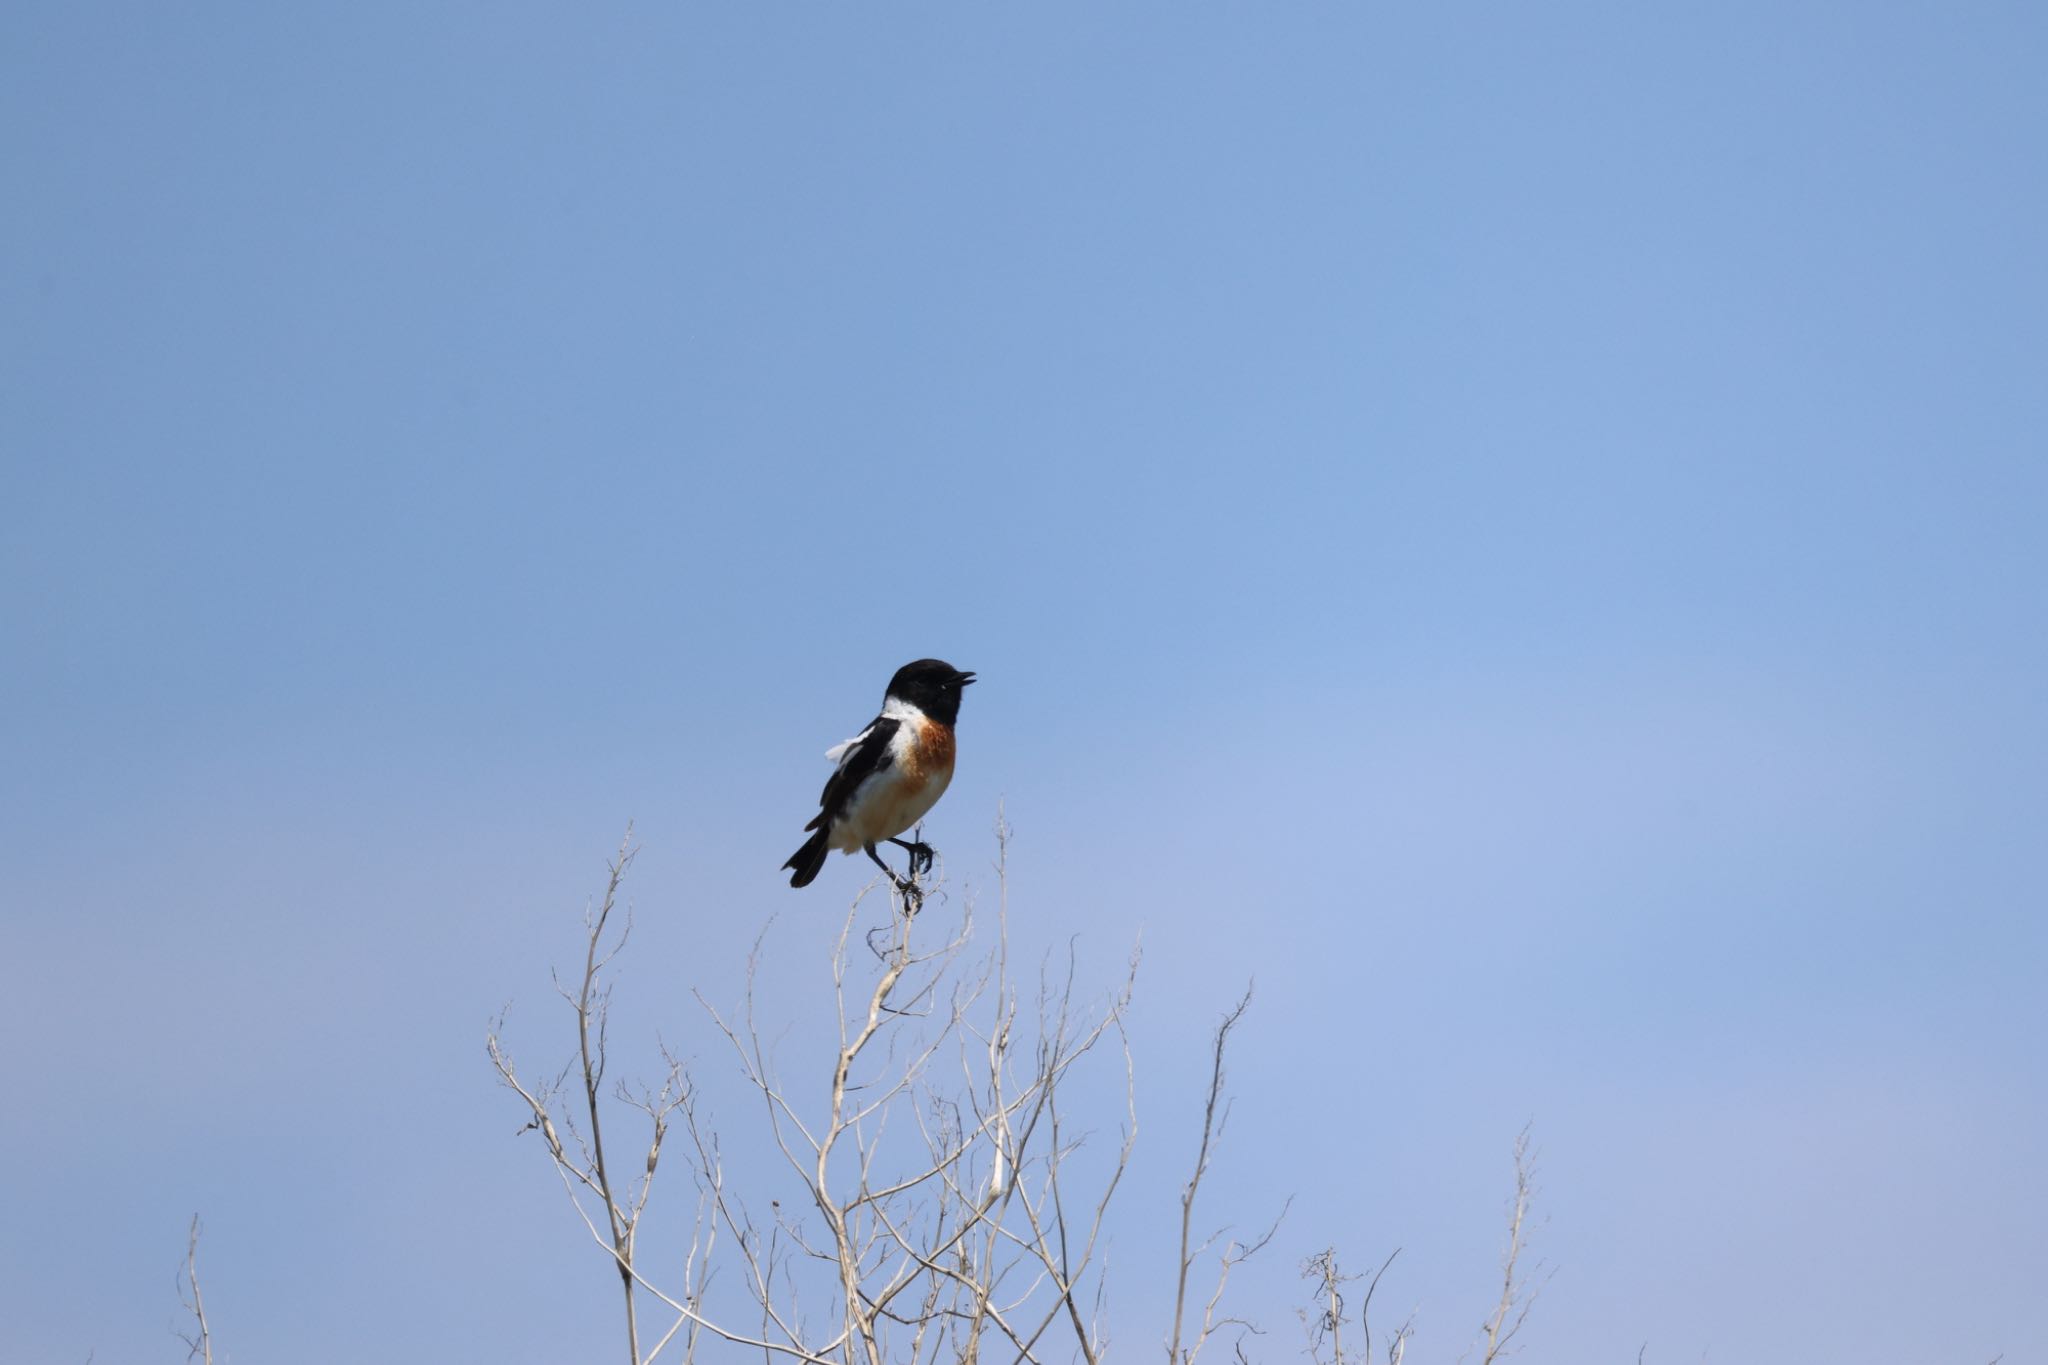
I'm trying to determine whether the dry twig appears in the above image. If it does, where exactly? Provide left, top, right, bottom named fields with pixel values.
left=488, top=828, right=695, bottom=1364
left=1478, top=1127, right=1550, bottom=1365
left=1167, top=985, right=1286, bottom=1365
left=176, top=1214, right=212, bottom=1365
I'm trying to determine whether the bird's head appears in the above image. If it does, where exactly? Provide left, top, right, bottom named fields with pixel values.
left=887, top=659, right=975, bottom=725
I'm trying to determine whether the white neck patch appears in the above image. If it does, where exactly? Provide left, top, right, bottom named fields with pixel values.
left=881, top=697, right=928, bottom=723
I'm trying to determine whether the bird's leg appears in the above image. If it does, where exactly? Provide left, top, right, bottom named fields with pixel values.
left=864, top=841, right=924, bottom=916
left=864, top=841, right=903, bottom=885
left=887, top=835, right=935, bottom=878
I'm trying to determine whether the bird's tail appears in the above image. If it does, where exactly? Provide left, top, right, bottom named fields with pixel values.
left=783, top=828, right=831, bottom=888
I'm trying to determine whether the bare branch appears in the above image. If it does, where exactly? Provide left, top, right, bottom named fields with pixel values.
left=176, top=1215, right=213, bottom=1365
left=1359, top=1247, right=1400, bottom=1365
left=1387, top=1310, right=1415, bottom=1365
left=1478, top=1126, right=1551, bottom=1365
left=489, top=827, right=718, bottom=1365
left=1163, top=986, right=1269, bottom=1365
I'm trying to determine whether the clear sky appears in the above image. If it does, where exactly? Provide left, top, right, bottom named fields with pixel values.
left=3, top=3, right=2044, bottom=1361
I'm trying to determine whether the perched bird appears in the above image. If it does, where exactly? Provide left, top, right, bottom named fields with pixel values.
left=783, top=659, right=976, bottom=891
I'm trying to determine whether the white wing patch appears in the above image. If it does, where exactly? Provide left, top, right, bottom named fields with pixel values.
left=825, top=725, right=874, bottom=766
left=827, top=701, right=926, bottom=764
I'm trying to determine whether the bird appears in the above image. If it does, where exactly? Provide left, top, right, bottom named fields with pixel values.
left=783, top=659, right=976, bottom=892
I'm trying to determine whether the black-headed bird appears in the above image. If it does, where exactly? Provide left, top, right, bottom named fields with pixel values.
left=783, top=659, right=976, bottom=891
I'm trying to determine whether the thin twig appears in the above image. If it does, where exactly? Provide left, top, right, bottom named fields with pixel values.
left=1479, top=1127, right=1550, bottom=1365
left=1168, top=985, right=1256, bottom=1365
left=177, top=1214, right=213, bottom=1365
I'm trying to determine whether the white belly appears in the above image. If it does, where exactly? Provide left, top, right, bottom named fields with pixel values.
left=830, top=764, right=954, bottom=851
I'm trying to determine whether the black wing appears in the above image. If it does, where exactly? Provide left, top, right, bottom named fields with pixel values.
left=808, top=715, right=900, bottom=831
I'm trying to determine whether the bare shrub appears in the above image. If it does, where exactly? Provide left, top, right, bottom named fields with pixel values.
left=487, top=818, right=1548, bottom=1365
left=489, top=816, right=1136, bottom=1364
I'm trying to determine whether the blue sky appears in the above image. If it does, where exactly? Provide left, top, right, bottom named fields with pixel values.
left=3, top=2, right=2044, bottom=1361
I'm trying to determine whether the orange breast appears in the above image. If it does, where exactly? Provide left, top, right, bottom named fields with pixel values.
left=904, top=720, right=955, bottom=787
